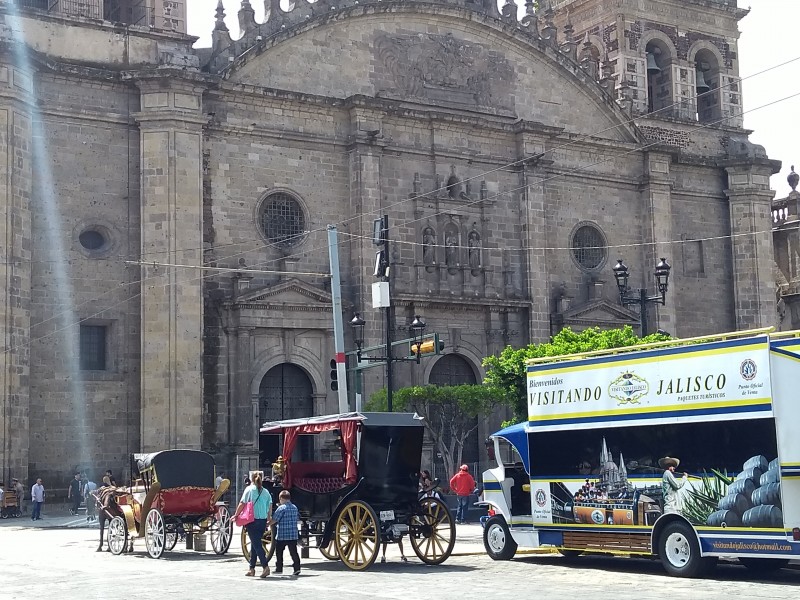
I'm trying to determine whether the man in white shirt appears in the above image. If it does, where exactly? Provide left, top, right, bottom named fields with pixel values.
left=31, top=478, right=45, bottom=521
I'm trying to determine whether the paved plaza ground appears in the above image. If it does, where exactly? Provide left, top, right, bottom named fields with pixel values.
left=2, top=511, right=799, bottom=599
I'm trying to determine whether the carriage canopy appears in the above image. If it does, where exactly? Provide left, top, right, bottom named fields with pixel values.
left=259, top=412, right=423, bottom=488
left=133, top=449, right=216, bottom=489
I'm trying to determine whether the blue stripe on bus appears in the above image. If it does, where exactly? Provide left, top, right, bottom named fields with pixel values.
left=528, top=402, right=771, bottom=428
left=483, top=481, right=503, bottom=491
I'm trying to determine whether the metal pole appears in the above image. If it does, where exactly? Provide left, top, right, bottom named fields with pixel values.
left=327, top=226, right=350, bottom=413
left=639, top=288, right=648, bottom=337
left=383, top=215, right=393, bottom=412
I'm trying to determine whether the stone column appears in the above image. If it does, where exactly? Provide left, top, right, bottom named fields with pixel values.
left=131, top=72, right=208, bottom=451
left=641, top=151, right=677, bottom=335
left=725, top=161, right=780, bottom=330
left=516, top=127, right=551, bottom=343
left=0, top=56, right=32, bottom=483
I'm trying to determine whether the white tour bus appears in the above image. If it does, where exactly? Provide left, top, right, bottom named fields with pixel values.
left=479, top=328, right=800, bottom=577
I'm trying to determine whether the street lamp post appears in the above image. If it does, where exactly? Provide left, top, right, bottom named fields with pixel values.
left=612, top=258, right=672, bottom=337
left=349, top=313, right=427, bottom=412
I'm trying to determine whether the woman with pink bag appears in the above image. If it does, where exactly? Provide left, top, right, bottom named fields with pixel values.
left=233, top=472, right=273, bottom=578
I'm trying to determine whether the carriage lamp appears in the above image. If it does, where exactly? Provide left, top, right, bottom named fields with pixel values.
left=612, top=258, right=671, bottom=337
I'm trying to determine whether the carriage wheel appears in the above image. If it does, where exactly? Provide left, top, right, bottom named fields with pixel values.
left=334, top=500, right=380, bottom=571
left=210, top=505, right=233, bottom=554
left=165, top=531, right=178, bottom=552
left=409, top=497, right=455, bottom=565
left=107, top=516, right=128, bottom=556
left=240, top=524, right=275, bottom=563
left=319, top=540, right=339, bottom=560
left=144, top=508, right=166, bottom=559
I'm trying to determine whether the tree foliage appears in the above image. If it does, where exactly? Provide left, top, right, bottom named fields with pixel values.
left=482, top=326, right=670, bottom=425
left=366, top=384, right=501, bottom=478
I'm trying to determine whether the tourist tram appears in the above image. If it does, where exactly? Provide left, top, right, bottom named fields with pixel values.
left=479, top=328, right=800, bottom=577
left=100, top=449, right=233, bottom=558
left=242, top=412, right=455, bottom=571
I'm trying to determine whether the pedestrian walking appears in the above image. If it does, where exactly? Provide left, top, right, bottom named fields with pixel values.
left=449, top=464, right=476, bottom=524
left=270, top=490, right=301, bottom=576
left=104, top=470, right=116, bottom=487
left=31, top=478, right=44, bottom=521
left=13, top=478, right=25, bottom=514
left=233, top=472, right=272, bottom=578
left=68, top=472, right=81, bottom=516
left=84, top=477, right=97, bottom=521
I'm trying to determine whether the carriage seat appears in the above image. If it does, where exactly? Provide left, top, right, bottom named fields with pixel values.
left=291, top=462, right=348, bottom=494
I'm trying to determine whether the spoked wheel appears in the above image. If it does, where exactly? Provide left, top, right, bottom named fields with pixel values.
left=240, top=524, right=275, bottom=563
left=107, top=515, right=128, bottom=556
left=210, top=505, right=233, bottom=555
left=410, top=497, right=456, bottom=565
left=334, top=500, right=380, bottom=571
left=165, top=531, right=178, bottom=552
left=319, top=540, right=339, bottom=560
left=144, top=508, right=166, bottom=559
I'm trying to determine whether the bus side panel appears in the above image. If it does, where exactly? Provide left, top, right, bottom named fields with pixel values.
left=769, top=350, right=800, bottom=533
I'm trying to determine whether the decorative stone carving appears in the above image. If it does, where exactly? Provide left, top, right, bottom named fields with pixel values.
left=444, top=223, right=460, bottom=273
left=468, top=227, right=481, bottom=274
left=374, top=32, right=514, bottom=109
left=422, top=225, right=437, bottom=271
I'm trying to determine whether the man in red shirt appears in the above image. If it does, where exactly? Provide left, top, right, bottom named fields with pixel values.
left=449, top=465, right=476, bottom=524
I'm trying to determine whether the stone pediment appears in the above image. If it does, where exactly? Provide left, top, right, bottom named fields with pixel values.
left=234, top=279, right=333, bottom=310
left=559, top=298, right=640, bottom=328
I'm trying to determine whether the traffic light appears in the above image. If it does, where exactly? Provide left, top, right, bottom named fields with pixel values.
left=410, top=335, right=445, bottom=357
left=329, top=358, right=338, bottom=391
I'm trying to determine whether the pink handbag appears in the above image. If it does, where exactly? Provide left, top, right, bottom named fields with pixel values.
left=235, top=489, right=261, bottom=527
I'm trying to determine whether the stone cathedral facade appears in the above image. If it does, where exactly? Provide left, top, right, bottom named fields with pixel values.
left=0, top=0, right=782, bottom=488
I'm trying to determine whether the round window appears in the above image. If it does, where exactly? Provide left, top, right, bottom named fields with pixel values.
left=79, top=230, right=106, bottom=251
left=258, top=192, right=306, bottom=246
left=571, top=224, right=606, bottom=271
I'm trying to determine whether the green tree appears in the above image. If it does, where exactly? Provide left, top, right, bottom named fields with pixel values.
left=482, top=326, right=670, bottom=424
left=366, top=384, right=501, bottom=479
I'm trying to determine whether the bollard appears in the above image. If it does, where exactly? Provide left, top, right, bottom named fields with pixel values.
left=301, top=520, right=310, bottom=559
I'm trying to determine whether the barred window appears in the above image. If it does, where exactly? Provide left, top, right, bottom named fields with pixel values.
left=258, top=192, right=306, bottom=246
left=80, top=325, right=107, bottom=371
left=571, top=225, right=606, bottom=271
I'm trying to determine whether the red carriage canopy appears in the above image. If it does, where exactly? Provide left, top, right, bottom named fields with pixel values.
left=260, top=413, right=363, bottom=488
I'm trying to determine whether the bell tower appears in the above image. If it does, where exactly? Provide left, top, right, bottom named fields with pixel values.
left=551, top=0, right=747, bottom=125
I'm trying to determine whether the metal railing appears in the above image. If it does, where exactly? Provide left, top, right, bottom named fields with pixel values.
left=15, top=0, right=154, bottom=28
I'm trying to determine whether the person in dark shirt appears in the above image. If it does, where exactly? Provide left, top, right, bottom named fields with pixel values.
left=68, top=473, right=81, bottom=516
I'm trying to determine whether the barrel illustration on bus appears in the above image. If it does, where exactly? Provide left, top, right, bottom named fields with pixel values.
left=706, top=455, right=783, bottom=529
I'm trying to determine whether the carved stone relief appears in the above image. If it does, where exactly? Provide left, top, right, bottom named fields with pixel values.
left=374, top=31, right=515, bottom=109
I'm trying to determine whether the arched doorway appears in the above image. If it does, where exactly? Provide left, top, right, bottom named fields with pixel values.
left=428, top=354, right=480, bottom=475
left=429, top=354, right=477, bottom=386
left=259, top=363, right=314, bottom=468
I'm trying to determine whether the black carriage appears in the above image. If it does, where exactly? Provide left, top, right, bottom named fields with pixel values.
left=241, top=412, right=455, bottom=571
left=100, top=449, right=233, bottom=558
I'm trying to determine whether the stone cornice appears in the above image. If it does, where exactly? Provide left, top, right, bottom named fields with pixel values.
left=393, top=295, right=529, bottom=312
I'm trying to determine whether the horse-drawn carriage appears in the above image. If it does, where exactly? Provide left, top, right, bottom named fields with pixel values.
left=100, top=449, right=233, bottom=558
left=241, top=412, right=455, bottom=571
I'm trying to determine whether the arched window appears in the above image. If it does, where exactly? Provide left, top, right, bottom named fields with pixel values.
left=258, top=191, right=306, bottom=247
left=694, top=48, right=722, bottom=124
left=429, top=354, right=477, bottom=386
left=645, top=40, right=673, bottom=115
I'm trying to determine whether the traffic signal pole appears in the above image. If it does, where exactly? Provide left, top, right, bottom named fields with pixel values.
left=383, top=215, right=394, bottom=413
left=327, top=225, right=349, bottom=413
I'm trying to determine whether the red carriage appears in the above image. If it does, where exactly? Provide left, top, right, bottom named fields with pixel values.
left=100, top=450, right=233, bottom=558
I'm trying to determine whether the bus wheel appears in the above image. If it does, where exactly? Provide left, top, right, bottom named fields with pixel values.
left=738, top=557, right=789, bottom=573
left=483, top=516, right=517, bottom=560
left=657, top=522, right=710, bottom=578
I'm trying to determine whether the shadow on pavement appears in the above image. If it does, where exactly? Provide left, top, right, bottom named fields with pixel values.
left=516, top=554, right=800, bottom=586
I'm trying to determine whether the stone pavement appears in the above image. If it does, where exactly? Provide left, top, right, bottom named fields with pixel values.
left=1, top=523, right=800, bottom=600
